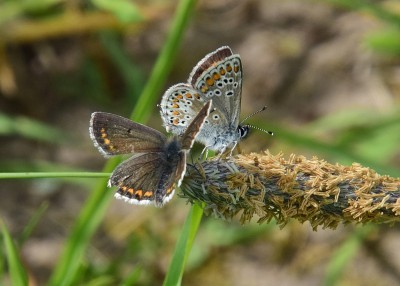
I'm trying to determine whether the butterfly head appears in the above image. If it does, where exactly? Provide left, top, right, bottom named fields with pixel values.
left=237, top=125, right=250, bottom=139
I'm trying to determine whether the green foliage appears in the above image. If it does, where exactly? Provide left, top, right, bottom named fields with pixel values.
left=163, top=204, right=203, bottom=286
left=1, top=221, right=29, bottom=286
left=91, top=0, right=142, bottom=23
left=0, top=112, right=67, bottom=144
left=324, top=225, right=375, bottom=286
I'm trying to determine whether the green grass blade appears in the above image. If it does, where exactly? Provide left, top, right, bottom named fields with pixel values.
left=48, top=160, right=118, bottom=286
left=0, top=112, right=67, bottom=144
left=48, top=0, right=197, bottom=284
left=0, top=172, right=108, bottom=179
left=163, top=204, right=203, bottom=286
left=1, top=220, right=29, bottom=286
left=121, top=265, right=142, bottom=286
left=19, top=202, right=49, bottom=246
left=129, top=0, right=197, bottom=122
left=323, top=225, right=375, bottom=286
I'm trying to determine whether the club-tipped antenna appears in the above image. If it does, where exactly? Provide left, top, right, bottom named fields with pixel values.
left=246, top=124, right=273, bottom=136
left=240, top=106, right=268, bottom=124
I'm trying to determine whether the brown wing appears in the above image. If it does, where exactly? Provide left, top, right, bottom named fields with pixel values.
left=89, top=112, right=167, bottom=157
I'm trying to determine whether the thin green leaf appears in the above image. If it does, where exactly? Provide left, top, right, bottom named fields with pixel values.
left=0, top=172, right=108, bottom=179
left=163, top=204, right=203, bottom=286
left=366, top=29, right=400, bottom=56
left=121, top=265, right=142, bottom=286
left=0, top=112, right=67, bottom=144
left=19, top=202, right=49, bottom=246
left=47, top=160, right=118, bottom=286
left=91, top=0, right=142, bottom=23
left=48, top=0, right=197, bottom=284
left=324, top=225, right=375, bottom=286
left=129, top=0, right=198, bottom=122
left=1, top=220, right=29, bottom=286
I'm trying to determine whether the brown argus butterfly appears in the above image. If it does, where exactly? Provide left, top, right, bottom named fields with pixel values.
left=89, top=101, right=212, bottom=207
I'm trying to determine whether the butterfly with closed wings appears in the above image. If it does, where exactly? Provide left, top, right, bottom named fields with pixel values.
left=159, top=46, right=271, bottom=155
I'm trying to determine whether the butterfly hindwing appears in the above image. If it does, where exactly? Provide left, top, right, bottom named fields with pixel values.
left=159, top=83, right=207, bottom=136
left=110, top=151, right=183, bottom=207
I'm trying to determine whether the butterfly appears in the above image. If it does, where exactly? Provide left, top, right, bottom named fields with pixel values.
left=159, top=46, right=251, bottom=155
left=89, top=100, right=212, bottom=207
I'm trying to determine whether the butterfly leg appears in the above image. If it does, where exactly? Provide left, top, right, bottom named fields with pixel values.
left=199, top=146, right=210, bottom=160
left=228, top=141, right=239, bottom=157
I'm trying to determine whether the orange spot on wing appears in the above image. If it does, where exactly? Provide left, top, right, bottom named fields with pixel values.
left=213, top=72, right=220, bottom=80
left=185, top=93, right=192, bottom=99
left=103, top=138, right=111, bottom=145
left=176, top=94, right=183, bottom=99
left=220, top=67, right=226, bottom=75
left=172, top=111, right=180, bottom=115
left=166, top=185, right=175, bottom=194
left=206, top=77, right=214, bottom=86
left=226, top=64, right=232, bottom=72
left=234, top=65, right=240, bottom=73
left=144, top=191, right=153, bottom=197
left=201, top=85, right=208, bottom=93
left=173, top=119, right=179, bottom=125
left=172, top=104, right=180, bottom=108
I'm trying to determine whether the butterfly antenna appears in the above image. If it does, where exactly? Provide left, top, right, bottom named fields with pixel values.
left=240, top=106, right=268, bottom=124
left=246, top=124, right=274, bottom=136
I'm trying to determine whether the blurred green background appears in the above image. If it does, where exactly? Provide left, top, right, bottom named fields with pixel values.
left=0, top=0, right=399, bottom=285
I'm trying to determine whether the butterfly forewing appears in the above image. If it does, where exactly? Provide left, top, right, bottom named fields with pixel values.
left=180, top=100, right=212, bottom=150
left=90, top=112, right=167, bottom=157
left=189, top=47, right=243, bottom=128
left=188, top=46, right=233, bottom=84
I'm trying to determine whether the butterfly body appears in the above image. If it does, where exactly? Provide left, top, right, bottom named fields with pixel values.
left=160, top=46, right=248, bottom=153
left=90, top=100, right=211, bottom=207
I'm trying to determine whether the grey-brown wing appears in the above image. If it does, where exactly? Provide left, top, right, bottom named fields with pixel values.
left=188, top=46, right=243, bottom=128
left=89, top=112, right=167, bottom=157
left=180, top=100, right=212, bottom=150
left=109, top=151, right=184, bottom=207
